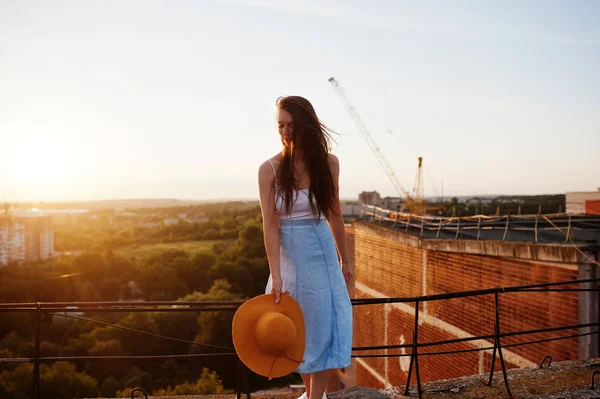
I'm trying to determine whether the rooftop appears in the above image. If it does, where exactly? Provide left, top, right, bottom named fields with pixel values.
left=360, top=206, right=600, bottom=247
left=100, top=358, right=600, bottom=399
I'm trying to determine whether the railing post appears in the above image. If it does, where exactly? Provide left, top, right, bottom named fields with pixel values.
left=482, top=325, right=497, bottom=386
left=454, top=217, right=460, bottom=239
left=403, top=300, right=422, bottom=398
left=237, top=357, right=251, bottom=399
left=565, top=214, right=572, bottom=244
left=414, top=301, right=422, bottom=399
left=237, top=357, right=241, bottom=399
left=502, top=215, right=510, bottom=241
left=32, top=303, right=42, bottom=399
left=494, top=292, right=513, bottom=397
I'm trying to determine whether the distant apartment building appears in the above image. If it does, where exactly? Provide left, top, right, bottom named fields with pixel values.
left=359, top=191, right=381, bottom=206
left=23, top=216, right=54, bottom=262
left=0, top=218, right=26, bottom=265
left=0, top=215, right=54, bottom=265
left=342, top=202, right=362, bottom=218
left=566, top=188, right=600, bottom=214
left=381, top=196, right=404, bottom=211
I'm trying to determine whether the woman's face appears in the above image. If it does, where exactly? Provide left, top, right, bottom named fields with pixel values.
left=277, top=109, right=294, bottom=146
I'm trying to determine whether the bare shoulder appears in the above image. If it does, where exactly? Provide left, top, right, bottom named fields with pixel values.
left=258, top=154, right=281, bottom=180
left=258, top=161, right=272, bottom=178
left=328, top=153, right=340, bottom=169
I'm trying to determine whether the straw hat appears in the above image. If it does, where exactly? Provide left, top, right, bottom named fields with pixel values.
left=232, top=293, right=305, bottom=379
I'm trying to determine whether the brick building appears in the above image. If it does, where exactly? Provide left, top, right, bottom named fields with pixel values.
left=347, top=210, right=600, bottom=388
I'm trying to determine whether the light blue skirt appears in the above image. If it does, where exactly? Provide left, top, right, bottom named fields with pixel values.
left=265, top=218, right=352, bottom=374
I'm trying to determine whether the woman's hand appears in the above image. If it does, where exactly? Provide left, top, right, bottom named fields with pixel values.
left=271, top=277, right=283, bottom=304
left=342, top=262, right=352, bottom=284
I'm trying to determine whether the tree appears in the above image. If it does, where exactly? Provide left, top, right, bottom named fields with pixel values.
left=99, top=377, right=119, bottom=398
left=136, top=263, right=187, bottom=300
left=99, top=277, right=122, bottom=300
left=237, top=223, right=266, bottom=259
left=0, top=362, right=99, bottom=399
left=72, top=253, right=106, bottom=278
left=237, top=257, right=269, bottom=296
left=40, top=362, right=99, bottom=399
left=150, top=367, right=230, bottom=396
left=119, top=366, right=152, bottom=394
left=208, top=261, right=254, bottom=296
left=0, top=363, right=32, bottom=399
left=179, top=279, right=241, bottom=347
left=203, top=228, right=220, bottom=240
left=191, top=252, right=217, bottom=269
left=89, top=339, right=123, bottom=356
left=116, top=313, right=161, bottom=356
left=182, top=280, right=242, bottom=389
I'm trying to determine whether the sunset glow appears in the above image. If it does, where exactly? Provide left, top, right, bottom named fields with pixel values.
left=5, top=127, right=75, bottom=185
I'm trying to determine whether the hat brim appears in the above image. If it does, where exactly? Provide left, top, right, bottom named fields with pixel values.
left=232, top=293, right=305, bottom=378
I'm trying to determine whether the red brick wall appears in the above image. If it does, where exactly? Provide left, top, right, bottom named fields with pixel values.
left=353, top=291, right=386, bottom=384
left=352, top=225, right=579, bottom=387
left=586, top=200, right=600, bottom=214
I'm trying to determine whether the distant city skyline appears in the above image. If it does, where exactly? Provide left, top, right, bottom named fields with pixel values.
left=1, top=1, right=598, bottom=202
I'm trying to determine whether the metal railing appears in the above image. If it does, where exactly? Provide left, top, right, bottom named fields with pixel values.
left=1, top=277, right=599, bottom=399
left=360, top=204, right=600, bottom=244
left=0, top=300, right=250, bottom=399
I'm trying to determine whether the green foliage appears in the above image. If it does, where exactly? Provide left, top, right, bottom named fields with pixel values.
left=0, top=332, right=27, bottom=355
left=99, top=376, right=119, bottom=398
left=40, top=362, right=100, bottom=399
left=150, top=367, right=231, bottom=396
left=192, top=252, right=217, bottom=269
left=120, top=366, right=153, bottom=393
left=0, top=202, right=271, bottom=396
left=0, top=364, right=32, bottom=399
left=136, top=263, right=187, bottom=300
left=89, top=339, right=123, bottom=356
left=0, top=362, right=99, bottom=399
left=114, top=241, right=225, bottom=262
left=203, top=228, right=220, bottom=240
left=209, top=261, right=254, bottom=296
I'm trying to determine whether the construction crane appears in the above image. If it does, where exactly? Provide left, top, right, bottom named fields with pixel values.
left=328, top=77, right=408, bottom=198
left=410, top=157, right=425, bottom=212
left=329, top=77, right=431, bottom=213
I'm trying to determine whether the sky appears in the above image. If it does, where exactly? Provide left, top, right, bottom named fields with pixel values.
left=1, top=0, right=599, bottom=202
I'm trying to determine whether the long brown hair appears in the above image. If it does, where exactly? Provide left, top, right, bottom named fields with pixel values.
left=276, top=96, right=338, bottom=219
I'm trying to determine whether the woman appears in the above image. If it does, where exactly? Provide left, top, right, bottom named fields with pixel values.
left=258, top=96, right=352, bottom=399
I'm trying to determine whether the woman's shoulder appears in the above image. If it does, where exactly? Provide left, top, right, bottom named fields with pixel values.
left=258, top=153, right=282, bottom=176
left=327, top=153, right=339, bottom=168
left=262, top=153, right=282, bottom=167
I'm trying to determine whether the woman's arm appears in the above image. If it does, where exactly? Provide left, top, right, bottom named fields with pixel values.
left=258, top=161, right=283, bottom=303
left=326, top=154, right=352, bottom=284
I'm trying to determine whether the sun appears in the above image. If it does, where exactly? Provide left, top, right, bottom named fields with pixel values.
left=6, top=129, right=74, bottom=184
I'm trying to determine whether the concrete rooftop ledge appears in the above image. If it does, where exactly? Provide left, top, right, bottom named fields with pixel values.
left=99, top=358, right=600, bottom=399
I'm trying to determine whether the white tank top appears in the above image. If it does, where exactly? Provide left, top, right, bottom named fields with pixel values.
left=267, top=159, right=325, bottom=220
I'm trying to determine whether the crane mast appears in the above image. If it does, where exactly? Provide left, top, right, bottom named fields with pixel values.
left=411, top=156, right=425, bottom=215
left=328, top=77, right=408, bottom=197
